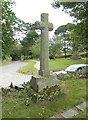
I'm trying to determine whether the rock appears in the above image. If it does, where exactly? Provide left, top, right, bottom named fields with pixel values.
left=61, top=109, right=79, bottom=118
left=30, top=75, right=60, bottom=92
left=82, top=66, right=88, bottom=77
left=76, top=102, right=88, bottom=111
left=14, top=85, right=24, bottom=90
left=9, top=82, right=14, bottom=88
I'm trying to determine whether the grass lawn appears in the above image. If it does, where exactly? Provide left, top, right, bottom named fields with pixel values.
left=2, top=78, right=86, bottom=118
left=2, top=58, right=87, bottom=118
left=49, top=57, right=87, bottom=71
left=74, top=109, right=87, bottom=118
left=17, top=60, right=38, bottom=74
left=18, top=58, right=87, bottom=74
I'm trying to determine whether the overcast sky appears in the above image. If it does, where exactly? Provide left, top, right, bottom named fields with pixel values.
left=13, top=0, right=74, bottom=38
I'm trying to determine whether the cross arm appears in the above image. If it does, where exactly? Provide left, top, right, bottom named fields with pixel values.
left=35, top=21, right=53, bottom=31
left=48, top=23, right=53, bottom=31
left=35, top=21, right=45, bottom=30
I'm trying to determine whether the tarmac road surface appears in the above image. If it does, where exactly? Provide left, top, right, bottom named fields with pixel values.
left=0, top=61, right=32, bottom=88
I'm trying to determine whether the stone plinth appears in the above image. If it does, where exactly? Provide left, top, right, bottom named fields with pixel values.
left=30, top=75, right=60, bottom=92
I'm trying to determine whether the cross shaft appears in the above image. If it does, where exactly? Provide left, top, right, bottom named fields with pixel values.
left=35, top=13, right=53, bottom=76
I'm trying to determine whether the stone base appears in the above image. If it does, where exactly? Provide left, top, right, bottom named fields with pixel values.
left=30, top=74, right=60, bottom=92
left=39, top=70, right=50, bottom=77
left=29, top=84, right=61, bottom=103
left=28, top=74, right=61, bottom=102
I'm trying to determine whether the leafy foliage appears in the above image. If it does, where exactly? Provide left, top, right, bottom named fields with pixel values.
left=1, top=0, right=35, bottom=60
left=53, top=23, right=75, bottom=57
left=21, top=30, right=39, bottom=57
left=49, top=41, right=61, bottom=58
left=10, top=42, right=21, bottom=60
left=31, top=38, right=40, bottom=58
left=52, top=1, right=88, bottom=52
left=54, top=23, right=75, bottom=35
left=2, top=0, right=17, bottom=59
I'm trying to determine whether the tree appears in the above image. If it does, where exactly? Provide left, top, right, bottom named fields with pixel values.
left=2, top=0, right=17, bottom=59
left=54, top=23, right=75, bottom=58
left=1, top=0, right=35, bottom=60
left=21, top=30, right=39, bottom=58
left=31, top=38, right=40, bottom=58
left=10, top=42, right=21, bottom=61
left=49, top=41, right=61, bottom=59
left=14, top=19, right=34, bottom=40
left=52, top=1, right=88, bottom=52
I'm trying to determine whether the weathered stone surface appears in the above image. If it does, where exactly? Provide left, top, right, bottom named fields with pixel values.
left=35, top=13, right=53, bottom=77
left=30, top=75, right=60, bottom=92
left=61, top=109, right=79, bottom=118
left=29, top=13, right=60, bottom=101
left=76, top=102, right=88, bottom=111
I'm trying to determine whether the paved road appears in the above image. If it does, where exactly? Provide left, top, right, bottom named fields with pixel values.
left=0, top=61, right=32, bottom=88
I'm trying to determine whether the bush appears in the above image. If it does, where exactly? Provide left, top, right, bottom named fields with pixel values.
left=24, top=56, right=33, bottom=60
left=3, top=56, right=12, bottom=61
left=49, top=55, right=55, bottom=59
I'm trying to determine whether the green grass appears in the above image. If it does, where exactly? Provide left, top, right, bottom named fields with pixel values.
left=17, top=60, right=38, bottom=74
left=74, top=109, right=87, bottom=118
left=2, top=78, right=86, bottom=118
left=2, top=58, right=87, bottom=118
left=49, top=58, right=87, bottom=71
left=18, top=58, right=87, bottom=74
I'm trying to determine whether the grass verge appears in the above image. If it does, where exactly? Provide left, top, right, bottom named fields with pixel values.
left=18, top=58, right=87, bottom=74
left=17, top=60, right=38, bottom=74
left=74, top=109, right=87, bottom=118
left=2, top=78, right=86, bottom=118
left=49, top=58, right=87, bottom=71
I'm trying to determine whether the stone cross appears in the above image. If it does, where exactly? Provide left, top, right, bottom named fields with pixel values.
left=35, top=13, right=53, bottom=76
